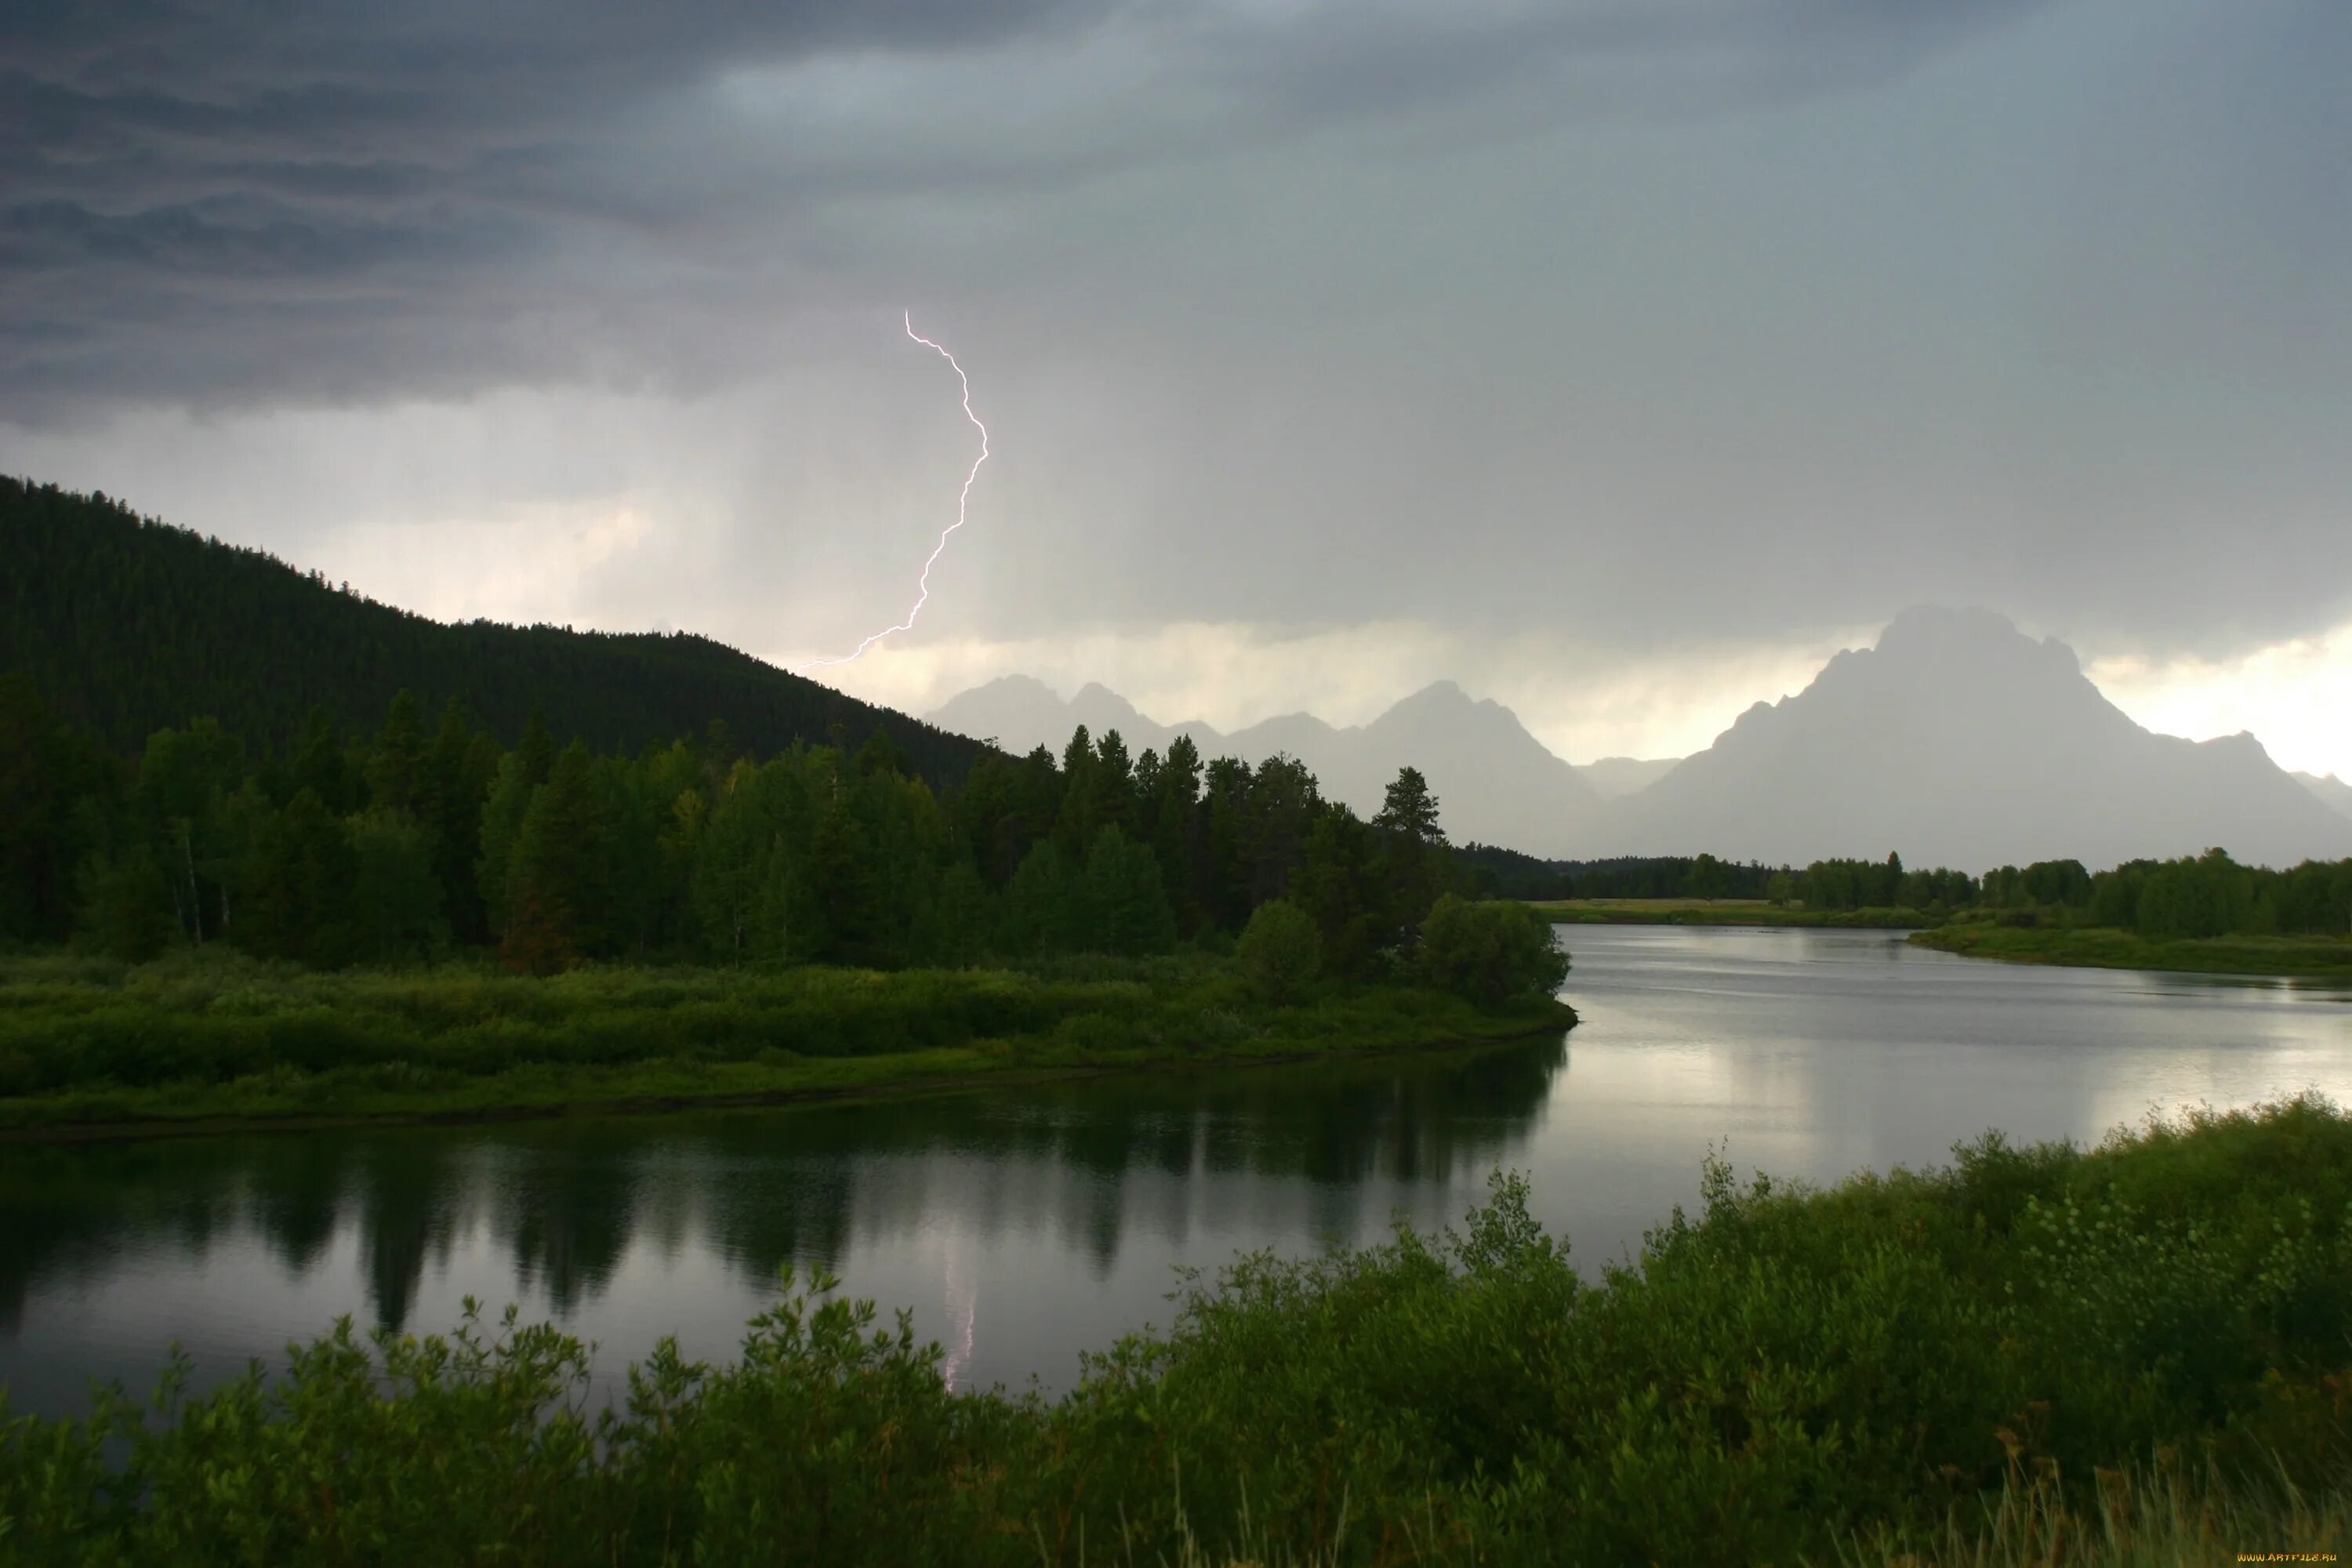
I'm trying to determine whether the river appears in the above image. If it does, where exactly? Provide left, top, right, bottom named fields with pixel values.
left=3, top=926, right=2347, bottom=1416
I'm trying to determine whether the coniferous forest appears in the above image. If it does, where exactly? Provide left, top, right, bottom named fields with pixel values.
left=7, top=668, right=1467, bottom=980
left=1, top=477, right=1502, bottom=976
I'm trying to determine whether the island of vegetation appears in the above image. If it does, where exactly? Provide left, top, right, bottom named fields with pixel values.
left=2, top=1096, right=2347, bottom=1563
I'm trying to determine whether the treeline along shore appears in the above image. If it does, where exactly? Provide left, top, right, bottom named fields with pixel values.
left=1466, top=843, right=2352, bottom=975
left=0, top=663, right=1570, bottom=1134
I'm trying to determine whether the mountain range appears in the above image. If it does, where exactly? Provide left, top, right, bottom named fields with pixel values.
left=931, top=608, right=2352, bottom=870
left=13, top=479, right=2343, bottom=873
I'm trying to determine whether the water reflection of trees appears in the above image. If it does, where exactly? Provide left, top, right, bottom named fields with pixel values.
left=0, top=1034, right=1566, bottom=1334
left=0, top=1134, right=348, bottom=1335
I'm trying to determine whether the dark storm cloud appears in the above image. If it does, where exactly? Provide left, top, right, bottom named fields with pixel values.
left=2, top=0, right=2049, bottom=417
left=1217, top=0, right=2042, bottom=129
left=0, top=0, right=1110, bottom=412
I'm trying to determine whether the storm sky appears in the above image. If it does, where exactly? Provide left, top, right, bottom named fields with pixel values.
left=5, top=0, right=2348, bottom=771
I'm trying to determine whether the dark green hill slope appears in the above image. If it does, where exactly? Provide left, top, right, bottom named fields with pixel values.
left=0, top=478, right=985, bottom=780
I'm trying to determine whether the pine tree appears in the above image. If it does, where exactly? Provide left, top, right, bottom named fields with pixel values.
left=350, top=808, right=444, bottom=961
left=1082, top=826, right=1176, bottom=956
left=692, top=760, right=770, bottom=964
left=1091, top=729, right=1137, bottom=838
left=503, top=742, right=610, bottom=971
left=517, top=706, right=557, bottom=789
left=1056, top=725, right=1097, bottom=856
left=474, top=753, right=534, bottom=943
left=243, top=788, right=359, bottom=966
left=1003, top=840, right=1083, bottom=956
left=0, top=676, right=110, bottom=943
left=419, top=698, right=492, bottom=940
left=912, top=861, right=994, bottom=967
left=1151, top=733, right=1203, bottom=932
left=292, top=709, right=353, bottom=813
left=369, top=690, right=425, bottom=815
left=856, top=724, right=908, bottom=779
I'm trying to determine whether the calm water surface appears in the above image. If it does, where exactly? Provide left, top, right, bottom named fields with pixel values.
left=4, top=927, right=2348, bottom=1416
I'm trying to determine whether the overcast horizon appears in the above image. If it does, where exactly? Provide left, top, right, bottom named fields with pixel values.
left=6, top=0, right=2347, bottom=775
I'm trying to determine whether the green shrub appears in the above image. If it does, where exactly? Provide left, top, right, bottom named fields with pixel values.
left=4, top=1100, right=2350, bottom=1565
left=1236, top=898, right=1321, bottom=1004
left=1416, top=895, right=1570, bottom=1007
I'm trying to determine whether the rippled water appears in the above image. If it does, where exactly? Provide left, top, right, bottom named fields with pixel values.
left=3, top=927, right=2347, bottom=1416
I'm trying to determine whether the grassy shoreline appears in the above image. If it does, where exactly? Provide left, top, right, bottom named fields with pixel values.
left=5, top=1097, right=2347, bottom=1564
left=0, top=949, right=1574, bottom=1142
left=1909, top=921, right=2352, bottom=979
left=1529, top=896, right=1927, bottom=928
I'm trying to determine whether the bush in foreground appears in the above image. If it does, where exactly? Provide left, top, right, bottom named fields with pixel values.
left=4, top=1098, right=2349, bottom=1564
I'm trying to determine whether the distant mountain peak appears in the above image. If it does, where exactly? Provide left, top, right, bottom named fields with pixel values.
left=1880, top=603, right=2022, bottom=641
left=1374, top=681, right=1493, bottom=725
left=1871, top=604, right=2082, bottom=677
left=965, top=673, right=1061, bottom=699
left=928, top=671, right=1599, bottom=854
left=1614, top=608, right=2351, bottom=868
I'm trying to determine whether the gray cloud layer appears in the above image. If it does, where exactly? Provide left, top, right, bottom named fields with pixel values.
left=5, top=0, right=2349, bottom=681
left=5, top=1, right=2056, bottom=413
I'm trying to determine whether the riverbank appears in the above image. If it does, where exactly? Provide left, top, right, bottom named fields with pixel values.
left=3, top=1096, right=2345, bottom=1565
left=0, top=949, right=1574, bottom=1142
left=1909, top=922, right=2352, bottom=979
left=1530, top=896, right=1926, bottom=927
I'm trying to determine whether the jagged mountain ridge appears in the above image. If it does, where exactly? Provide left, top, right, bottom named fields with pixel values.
left=931, top=608, right=2352, bottom=869
left=931, top=676, right=1606, bottom=855
left=2296, top=771, right=2352, bottom=823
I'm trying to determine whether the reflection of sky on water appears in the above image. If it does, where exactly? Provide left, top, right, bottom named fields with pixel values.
left=4, top=928, right=2347, bottom=1416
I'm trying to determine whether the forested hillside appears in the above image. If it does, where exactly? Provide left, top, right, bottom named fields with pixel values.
left=2, top=479, right=1569, bottom=1013
left=0, top=478, right=982, bottom=779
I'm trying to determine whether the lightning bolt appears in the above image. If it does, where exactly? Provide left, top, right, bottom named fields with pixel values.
left=793, top=312, right=990, bottom=673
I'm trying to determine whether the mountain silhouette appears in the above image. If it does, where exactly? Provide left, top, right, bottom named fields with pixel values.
left=931, top=675, right=1227, bottom=757
left=2296, top=771, right=2352, bottom=824
left=1579, top=757, right=1679, bottom=799
left=931, top=678, right=1603, bottom=854
left=1609, top=607, right=2352, bottom=867
left=932, top=608, right=2352, bottom=869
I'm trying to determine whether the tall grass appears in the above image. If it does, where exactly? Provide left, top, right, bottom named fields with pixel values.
left=1844, top=1454, right=2352, bottom=1566
left=3, top=1098, right=2348, bottom=1564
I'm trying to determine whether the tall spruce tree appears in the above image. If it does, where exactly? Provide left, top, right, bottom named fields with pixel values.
left=503, top=742, right=609, bottom=971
